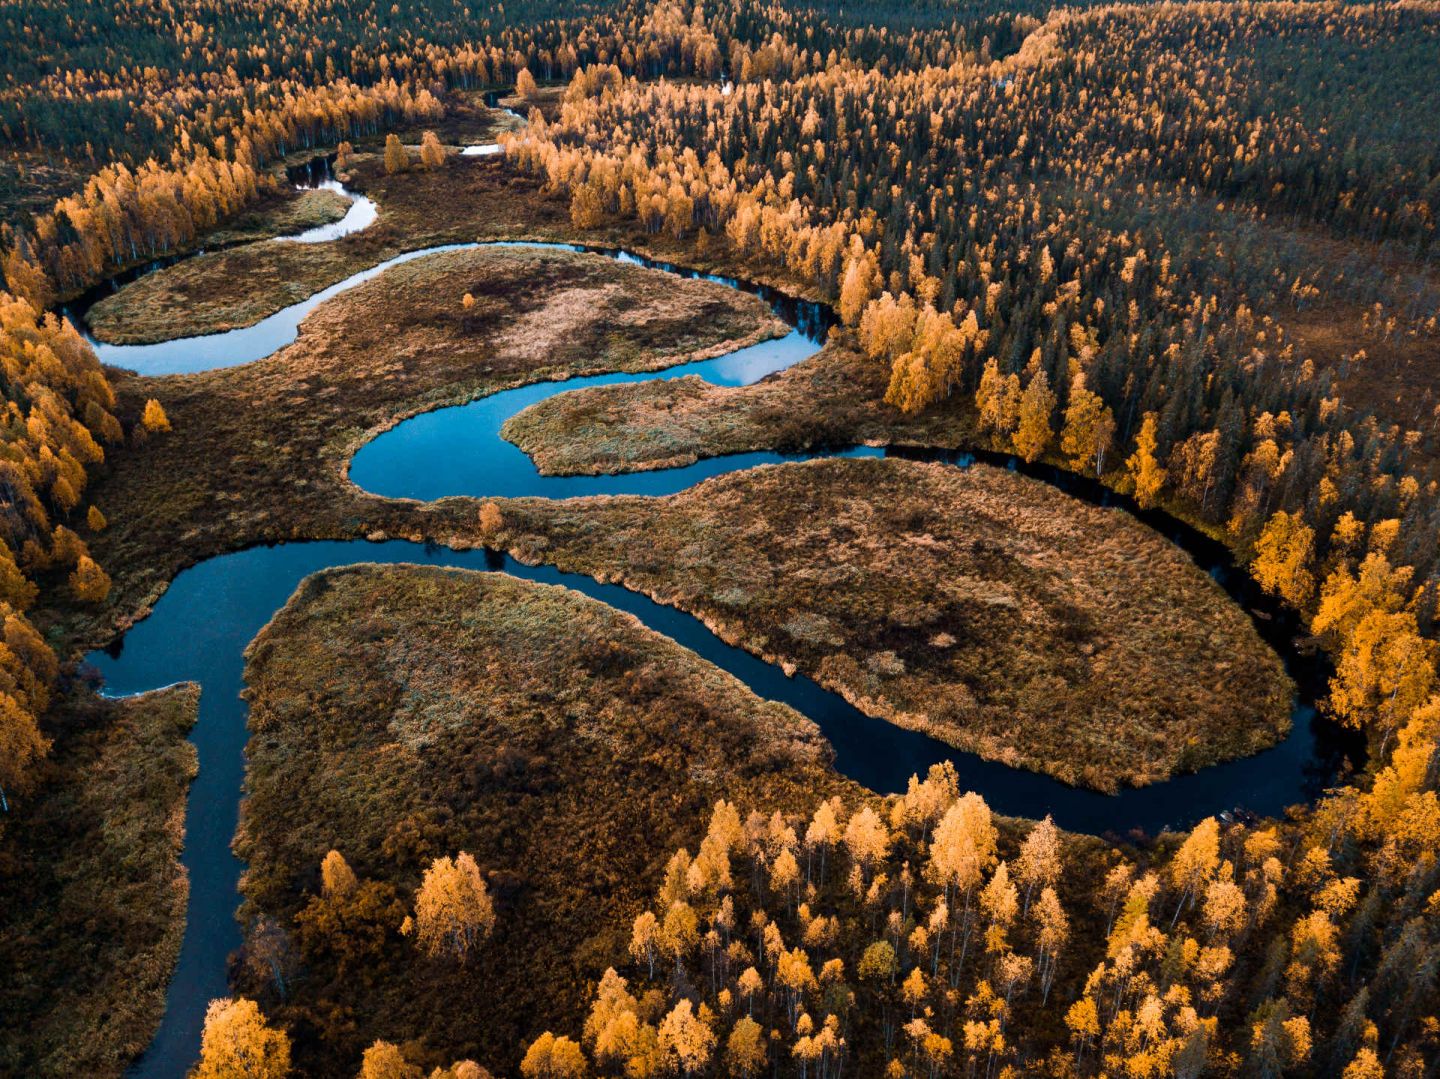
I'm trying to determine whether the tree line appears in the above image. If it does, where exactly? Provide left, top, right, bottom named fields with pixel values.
left=514, top=771, right=1439, bottom=1075
left=200, top=735, right=1440, bottom=1075
left=0, top=294, right=171, bottom=817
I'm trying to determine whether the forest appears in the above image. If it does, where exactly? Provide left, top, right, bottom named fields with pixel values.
left=0, top=0, right=1438, bottom=1076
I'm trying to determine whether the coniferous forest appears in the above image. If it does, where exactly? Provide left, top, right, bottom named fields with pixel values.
left=1, top=1, right=1439, bottom=1077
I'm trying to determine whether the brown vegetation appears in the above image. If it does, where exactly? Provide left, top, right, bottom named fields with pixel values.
left=80, top=242, right=783, bottom=637
left=208, top=186, right=353, bottom=246
left=85, top=155, right=566, bottom=344
left=502, top=339, right=972, bottom=475
left=0, top=684, right=198, bottom=1078
left=234, top=564, right=857, bottom=1075
left=502, top=457, right=1292, bottom=790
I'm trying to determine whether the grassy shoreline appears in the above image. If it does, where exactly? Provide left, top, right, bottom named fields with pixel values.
left=495, top=457, right=1293, bottom=792
left=235, top=563, right=860, bottom=1075
left=0, top=684, right=199, bottom=1078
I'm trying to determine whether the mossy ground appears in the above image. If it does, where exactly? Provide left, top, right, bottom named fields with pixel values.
left=235, top=564, right=858, bottom=1076
left=496, top=457, right=1293, bottom=791
left=0, top=684, right=198, bottom=1078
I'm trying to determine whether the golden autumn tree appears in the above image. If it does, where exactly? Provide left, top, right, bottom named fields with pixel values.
left=928, top=792, right=997, bottom=904
left=570, top=183, right=605, bottom=230
left=515, top=67, right=540, bottom=102
left=86, top=505, right=107, bottom=531
left=1013, top=815, right=1061, bottom=914
left=975, top=359, right=1021, bottom=446
left=359, top=1040, right=423, bottom=1079
left=0, top=690, right=49, bottom=812
left=477, top=501, right=504, bottom=539
left=1326, top=609, right=1435, bottom=741
left=1252, top=510, right=1316, bottom=609
left=842, top=805, right=890, bottom=887
left=1169, top=816, right=1220, bottom=923
left=142, top=398, right=172, bottom=433
left=419, top=131, right=448, bottom=170
left=69, top=554, right=111, bottom=603
left=193, top=997, right=291, bottom=1079
left=1013, top=369, right=1056, bottom=463
left=321, top=849, right=358, bottom=899
left=838, top=251, right=879, bottom=327
left=658, top=999, right=715, bottom=1076
left=1126, top=412, right=1165, bottom=509
left=1031, top=885, right=1069, bottom=1003
left=384, top=133, right=410, bottom=175
left=725, top=1016, right=766, bottom=1076
left=407, top=851, right=495, bottom=962
left=520, top=1032, right=587, bottom=1079
left=1061, top=378, right=1115, bottom=476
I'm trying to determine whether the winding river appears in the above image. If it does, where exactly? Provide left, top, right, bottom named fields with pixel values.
left=76, top=164, right=1355, bottom=1077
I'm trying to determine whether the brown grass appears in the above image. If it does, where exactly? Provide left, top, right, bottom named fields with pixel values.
left=86, top=154, right=571, bottom=344
left=501, top=338, right=972, bottom=474
left=78, top=242, right=783, bottom=644
left=207, top=185, right=352, bottom=246
left=234, top=564, right=859, bottom=1076
left=0, top=684, right=198, bottom=1078
left=495, top=457, right=1293, bottom=791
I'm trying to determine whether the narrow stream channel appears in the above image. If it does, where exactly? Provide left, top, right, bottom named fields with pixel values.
left=276, top=157, right=379, bottom=244
left=75, top=163, right=1356, bottom=1078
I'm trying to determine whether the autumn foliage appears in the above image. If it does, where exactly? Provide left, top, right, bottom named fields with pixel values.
left=193, top=997, right=291, bottom=1079
left=0, top=294, right=120, bottom=811
left=531, top=755, right=1440, bottom=1076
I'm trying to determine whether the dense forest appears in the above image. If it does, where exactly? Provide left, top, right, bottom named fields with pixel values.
left=2, top=0, right=1440, bottom=1075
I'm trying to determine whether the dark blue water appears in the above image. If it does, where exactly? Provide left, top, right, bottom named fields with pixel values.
left=80, top=228, right=1355, bottom=1079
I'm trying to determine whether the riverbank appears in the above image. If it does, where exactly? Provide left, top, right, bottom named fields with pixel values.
left=82, top=151, right=834, bottom=348
left=0, top=684, right=198, bottom=1078
left=84, top=153, right=565, bottom=344
left=502, top=337, right=970, bottom=471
